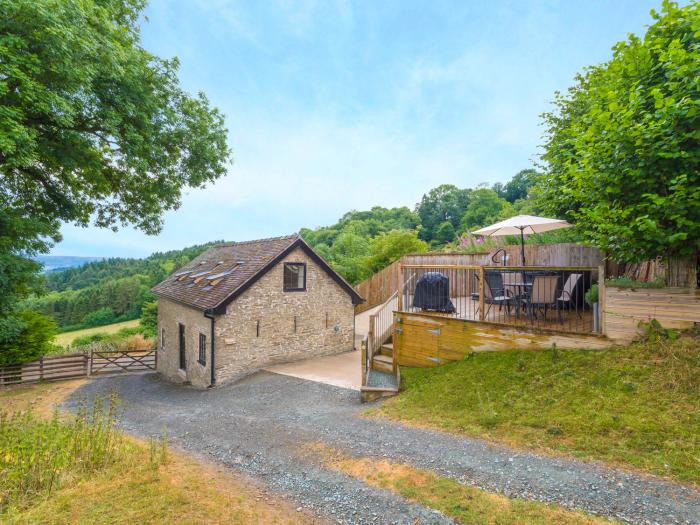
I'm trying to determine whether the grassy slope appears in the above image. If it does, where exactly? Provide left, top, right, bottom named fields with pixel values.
left=53, top=319, right=141, bottom=347
left=0, top=382, right=318, bottom=525
left=371, top=337, right=700, bottom=485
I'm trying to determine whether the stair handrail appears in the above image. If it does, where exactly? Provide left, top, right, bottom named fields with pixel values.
left=367, top=290, right=398, bottom=362
left=491, top=248, right=508, bottom=266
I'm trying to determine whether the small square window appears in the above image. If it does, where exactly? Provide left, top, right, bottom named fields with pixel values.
left=198, top=333, right=206, bottom=366
left=283, top=262, right=306, bottom=291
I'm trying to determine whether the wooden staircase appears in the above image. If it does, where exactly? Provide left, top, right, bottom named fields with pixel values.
left=361, top=292, right=400, bottom=402
left=371, top=341, right=394, bottom=373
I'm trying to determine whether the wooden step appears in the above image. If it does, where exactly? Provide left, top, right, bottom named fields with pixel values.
left=379, top=343, right=393, bottom=357
left=371, top=354, right=393, bottom=373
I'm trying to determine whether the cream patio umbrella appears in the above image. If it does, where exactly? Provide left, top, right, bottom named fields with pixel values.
left=471, top=215, right=572, bottom=265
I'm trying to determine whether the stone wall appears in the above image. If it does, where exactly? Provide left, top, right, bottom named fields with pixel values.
left=157, top=297, right=212, bottom=388
left=215, top=247, right=355, bottom=384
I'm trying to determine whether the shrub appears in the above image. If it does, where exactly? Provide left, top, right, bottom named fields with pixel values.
left=605, top=277, right=666, bottom=289
left=0, top=311, right=56, bottom=365
left=139, top=301, right=158, bottom=338
left=584, top=284, right=598, bottom=306
left=71, top=333, right=110, bottom=347
left=71, top=332, right=153, bottom=352
left=80, top=307, right=116, bottom=328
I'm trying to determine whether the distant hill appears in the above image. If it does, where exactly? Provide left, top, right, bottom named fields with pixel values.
left=35, top=255, right=104, bottom=273
left=26, top=242, right=221, bottom=331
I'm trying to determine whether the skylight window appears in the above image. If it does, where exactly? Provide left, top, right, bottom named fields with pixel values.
left=206, top=270, right=233, bottom=280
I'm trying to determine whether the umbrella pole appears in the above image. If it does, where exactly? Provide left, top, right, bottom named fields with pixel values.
left=520, top=228, right=525, bottom=265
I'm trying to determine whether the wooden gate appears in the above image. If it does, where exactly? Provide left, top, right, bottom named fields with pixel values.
left=1, top=348, right=157, bottom=387
left=89, top=349, right=157, bottom=376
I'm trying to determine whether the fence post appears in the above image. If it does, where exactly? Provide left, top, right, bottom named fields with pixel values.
left=397, top=265, right=404, bottom=311
left=367, top=313, right=376, bottom=359
left=88, top=347, right=93, bottom=377
left=39, top=356, right=44, bottom=382
left=598, top=264, right=606, bottom=335
left=479, top=266, right=486, bottom=321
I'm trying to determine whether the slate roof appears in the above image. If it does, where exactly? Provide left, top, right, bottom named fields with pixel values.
left=151, top=234, right=363, bottom=312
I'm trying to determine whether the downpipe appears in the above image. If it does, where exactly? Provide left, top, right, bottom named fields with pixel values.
left=204, top=309, right=216, bottom=387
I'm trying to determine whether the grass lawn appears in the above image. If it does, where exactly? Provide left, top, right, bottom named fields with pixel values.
left=53, top=319, right=141, bottom=348
left=370, top=336, right=700, bottom=486
left=311, top=444, right=614, bottom=525
left=0, top=382, right=317, bottom=525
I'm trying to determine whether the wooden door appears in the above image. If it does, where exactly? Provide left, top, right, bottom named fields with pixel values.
left=394, top=316, right=442, bottom=367
left=178, top=323, right=186, bottom=371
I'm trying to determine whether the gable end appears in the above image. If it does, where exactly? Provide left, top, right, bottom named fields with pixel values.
left=211, top=239, right=363, bottom=314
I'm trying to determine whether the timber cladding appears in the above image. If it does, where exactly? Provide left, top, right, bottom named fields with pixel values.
left=393, top=312, right=611, bottom=368
left=604, top=287, right=700, bottom=343
left=353, top=244, right=604, bottom=314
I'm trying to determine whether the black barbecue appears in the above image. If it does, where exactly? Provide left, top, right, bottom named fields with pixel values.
left=412, top=272, right=456, bottom=313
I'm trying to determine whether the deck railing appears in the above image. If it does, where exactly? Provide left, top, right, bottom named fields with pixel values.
left=399, top=265, right=601, bottom=334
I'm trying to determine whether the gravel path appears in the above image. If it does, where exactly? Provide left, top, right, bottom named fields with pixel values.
left=66, top=372, right=700, bottom=525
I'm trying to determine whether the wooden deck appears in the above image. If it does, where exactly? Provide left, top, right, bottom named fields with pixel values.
left=402, top=294, right=595, bottom=334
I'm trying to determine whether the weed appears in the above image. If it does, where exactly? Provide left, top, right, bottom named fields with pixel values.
left=638, top=319, right=678, bottom=343
left=0, top=392, right=127, bottom=512
left=550, top=343, right=560, bottom=362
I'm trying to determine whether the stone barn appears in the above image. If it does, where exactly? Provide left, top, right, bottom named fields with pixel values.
left=151, top=234, right=363, bottom=388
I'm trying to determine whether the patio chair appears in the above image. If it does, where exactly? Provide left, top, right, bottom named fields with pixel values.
left=501, top=271, right=525, bottom=287
left=472, top=272, right=514, bottom=318
left=556, top=273, right=583, bottom=320
left=522, top=275, right=560, bottom=322
left=501, top=271, right=527, bottom=317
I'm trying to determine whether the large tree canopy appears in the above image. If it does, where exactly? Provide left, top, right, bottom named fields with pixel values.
left=0, top=0, right=230, bottom=360
left=415, top=184, right=471, bottom=243
left=1, top=0, right=230, bottom=234
left=539, top=1, right=700, bottom=262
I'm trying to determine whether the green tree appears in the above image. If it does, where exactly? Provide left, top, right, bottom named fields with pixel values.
left=460, top=188, right=511, bottom=232
left=364, top=230, right=428, bottom=275
left=493, top=169, right=540, bottom=203
left=81, top=307, right=115, bottom=328
left=327, top=232, right=370, bottom=284
left=0, top=0, right=230, bottom=360
left=434, top=221, right=457, bottom=245
left=1, top=0, right=230, bottom=235
left=415, top=185, right=471, bottom=242
left=0, top=311, right=56, bottom=365
left=140, top=300, right=158, bottom=339
left=539, top=1, right=700, bottom=262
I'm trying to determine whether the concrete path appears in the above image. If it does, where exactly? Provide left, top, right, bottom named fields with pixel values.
left=67, top=372, right=700, bottom=525
left=263, top=305, right=380, bottom=390
left=265, top=350, right=361, bottom=390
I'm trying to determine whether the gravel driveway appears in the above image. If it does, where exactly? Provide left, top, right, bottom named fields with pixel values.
left=66, top=372, right=700, bottom=525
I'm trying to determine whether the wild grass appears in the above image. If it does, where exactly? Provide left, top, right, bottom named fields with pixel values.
left=0, top=393, right=131, bottom=512
left=312, top=444, right=613, bottom=525
left=371, top=336, right=700, bottom=485
left=0, top=382, right=313, bottom=524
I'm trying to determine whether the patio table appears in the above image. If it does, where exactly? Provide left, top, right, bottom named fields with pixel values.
left=503, top=282, right=532, bottom=318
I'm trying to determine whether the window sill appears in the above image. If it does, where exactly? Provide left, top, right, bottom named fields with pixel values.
left=197, top=360, right=206, bottom=367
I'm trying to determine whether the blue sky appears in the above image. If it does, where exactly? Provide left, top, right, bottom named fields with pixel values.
left=54, top=0, right=664, bottom=257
